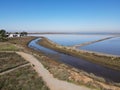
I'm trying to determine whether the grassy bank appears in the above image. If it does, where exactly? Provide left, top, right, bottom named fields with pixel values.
left=8, top=36, right=36, bottom=52
left=0, top=66, right=49, bottom=90
left=0, top=43, right=19, bottom=51
left=39, top=37, right=120, bottom=71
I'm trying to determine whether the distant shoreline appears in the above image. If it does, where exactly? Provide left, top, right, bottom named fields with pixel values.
left=28, top=32, right=120, bottom=35
left=39, top=36, right=120, bottom=57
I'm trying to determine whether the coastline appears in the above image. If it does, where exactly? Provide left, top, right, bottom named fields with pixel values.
left=39, top=37, right=120, bottom=71
left=27, top=37, right=120, bottom=89
left=5, top=36, right=120, bottom=90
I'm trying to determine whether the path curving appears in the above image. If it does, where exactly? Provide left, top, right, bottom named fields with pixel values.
left=17, top=52, right=91, bottom=90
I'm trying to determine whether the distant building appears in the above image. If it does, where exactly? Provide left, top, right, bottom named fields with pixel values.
left=6, top=32, right=27, bottom=38
left=8, top=33, right=21, bottom=38
left=8, top=34, right=14, bottom=38
left=16, top=34, right=20, bottom=37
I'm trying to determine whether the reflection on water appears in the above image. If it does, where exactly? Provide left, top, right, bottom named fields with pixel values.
left=29, top=34, right=120, bottom=55
left=28, top=38, right=120, bottom=83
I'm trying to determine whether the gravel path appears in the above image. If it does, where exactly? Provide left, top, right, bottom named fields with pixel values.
left=17, top=52, right=91, bottom=90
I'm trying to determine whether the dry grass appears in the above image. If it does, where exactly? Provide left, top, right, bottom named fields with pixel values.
left=8, top=36, right=36, bottom=50
left=0, top=52, right=28, bottom=73
left=0, top=66, right=49, bottom=90
left=0, top=43, right=19, bottom=51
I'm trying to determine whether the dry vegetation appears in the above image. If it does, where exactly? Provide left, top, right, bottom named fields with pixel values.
left=0, top=52, right=28, bottom=73
left=0, top=66, right=49, bottom=90
left=8, top=36, right=36, bottom=51
left=0, top=42, right=19, bottom=51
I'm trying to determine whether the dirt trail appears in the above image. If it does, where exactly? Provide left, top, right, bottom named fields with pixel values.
left=17, top=52, right=91, bottom=90
left=0, top=63, right=30, bottom=75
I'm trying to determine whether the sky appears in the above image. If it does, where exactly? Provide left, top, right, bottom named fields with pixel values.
left=0, top=0, right=120, bottom=33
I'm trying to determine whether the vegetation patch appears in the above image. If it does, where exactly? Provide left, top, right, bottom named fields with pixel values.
left=0, top=52, right=28, bottom=73
left=8, top=36, right=35, bottom=47
left=0, top=29, right=7, bottom=41
left=0, top=43, right=19, bottom=51
left=8, top=36, right=36, bottom=52
left=0, top=66, right=49, bottom=90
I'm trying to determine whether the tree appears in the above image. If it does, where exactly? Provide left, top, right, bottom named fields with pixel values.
left=0, top=29, right=6, bottom=37
left=0, top=29, right=7, bottom=41
left=20, top=31, right=27, bottom=36
left=15, top=32, right=19, bottom=34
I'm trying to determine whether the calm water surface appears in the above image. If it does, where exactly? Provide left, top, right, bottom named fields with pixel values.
left=28, top=38, right=120, bottom=83
left=79, top=37, right=120, bottom=55
left=29, top=34, right=110, bottom=46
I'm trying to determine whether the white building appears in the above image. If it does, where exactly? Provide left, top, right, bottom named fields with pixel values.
left=8, top=34, right=21, bottom=38
left=8, top=34, right=14, bottom=38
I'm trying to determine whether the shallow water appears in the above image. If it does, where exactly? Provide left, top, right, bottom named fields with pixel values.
left=29, top=34, right=110, bottom=46
left=79, top=37, right=120, bottom=55
left=28, top=38, right=120, bottom=83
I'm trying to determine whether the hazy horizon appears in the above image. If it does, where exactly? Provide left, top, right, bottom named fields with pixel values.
left=0, top=0, right=120, bottom=33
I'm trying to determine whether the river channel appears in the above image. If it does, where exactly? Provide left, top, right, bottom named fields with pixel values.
left=28, top=38, right=120, bottom=83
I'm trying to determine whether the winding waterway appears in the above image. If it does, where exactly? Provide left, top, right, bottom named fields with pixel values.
left=28, top=38, right=120, bottom=83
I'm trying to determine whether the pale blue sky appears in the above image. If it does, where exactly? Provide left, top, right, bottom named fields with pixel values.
left=0, top=0, right=120, bottom=33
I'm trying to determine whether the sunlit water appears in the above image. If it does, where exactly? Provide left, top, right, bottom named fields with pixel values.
left=29, top=34, right=120, bottom=55
left=79, top=37, right=120, bottom=55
